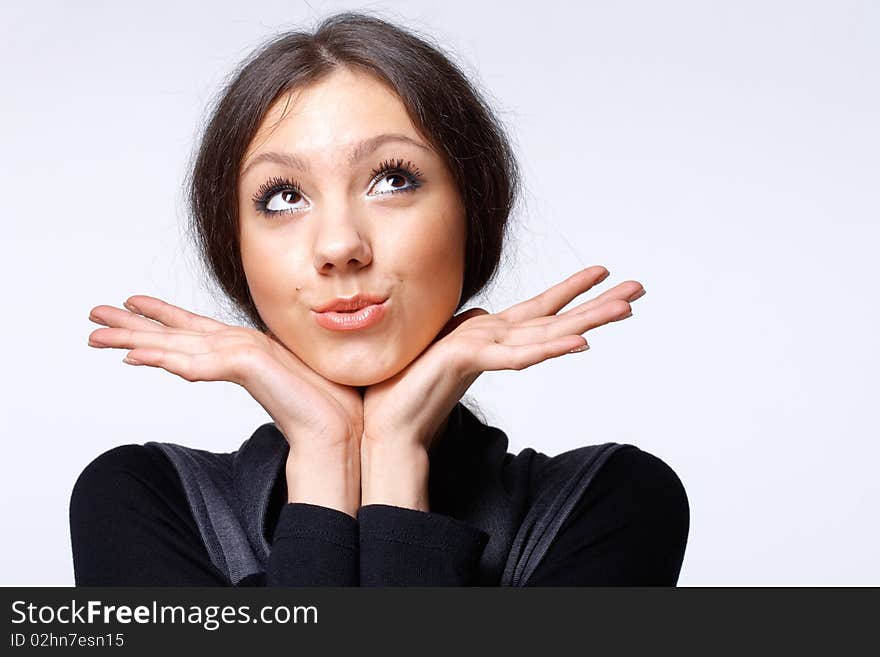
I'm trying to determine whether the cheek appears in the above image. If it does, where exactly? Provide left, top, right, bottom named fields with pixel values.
left=240, top=229, right=307, bottom=316
left=426, top=211, right=466, bottom=296
left=390, top=202, right=465, bottom=274
left=386, top=208, right=466, bottom=323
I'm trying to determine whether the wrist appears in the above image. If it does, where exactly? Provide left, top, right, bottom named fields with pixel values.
left=286, top=442, right=361, bottom=518
left=360, top=440, right=430, bottom=511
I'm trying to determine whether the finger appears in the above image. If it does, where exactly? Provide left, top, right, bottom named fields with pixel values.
left=122, top=295, right=229, bottom=333
left=521, top=281, right=645, bottom=328
left=89, top=304, right=179, bottom=332
left=88, top=326, right=216, bottom=352
left=502, top=299, right=633, bottom=346
left=558, top=282, right=644, bottom=318
left=499, top=266, right=610, bottom=324
left=121, top=348, right=237, bottom=383
left=477, top=334, right=592, bottom=372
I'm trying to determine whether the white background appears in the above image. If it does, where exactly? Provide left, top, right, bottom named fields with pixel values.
left=1, top=0, right=877, bottom=585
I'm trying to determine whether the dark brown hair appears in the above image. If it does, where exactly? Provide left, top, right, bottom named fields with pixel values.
left=184, top=10, right=521, bottom=332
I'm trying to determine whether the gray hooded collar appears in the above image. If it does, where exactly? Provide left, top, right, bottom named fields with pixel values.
left=149, top=401, right=625, bottom=585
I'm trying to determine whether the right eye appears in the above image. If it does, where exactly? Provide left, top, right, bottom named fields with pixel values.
left=252, top=176, right=308, bottom=216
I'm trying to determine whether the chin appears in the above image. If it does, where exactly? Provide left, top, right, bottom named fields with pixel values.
left=316, top=363, right=401, bottom=388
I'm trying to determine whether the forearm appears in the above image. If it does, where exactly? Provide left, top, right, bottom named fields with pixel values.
left=360, top=440, right=430, bottom=511
left=285, top=437, right=361, bottom=519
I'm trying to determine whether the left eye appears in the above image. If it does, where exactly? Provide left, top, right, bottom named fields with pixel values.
left=371, top=172, right=415, bottom=195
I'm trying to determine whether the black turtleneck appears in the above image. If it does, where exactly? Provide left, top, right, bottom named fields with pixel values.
left=70, top=416, right=689, bottom=586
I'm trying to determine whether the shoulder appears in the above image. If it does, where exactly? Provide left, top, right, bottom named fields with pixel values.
left=525, top=444, right=690, bottom=585
left=70, top=444, right=184, bottom=517
left=72, top=443, right=174, bottom=489
left=564, top=444, right=690, bottom=531
left=595, top=445, right=689, bottom=506
left=69, top=444, right=229, bottom=586
left=524, top=442, right=690, bottom=548
left=533, top=443, right=688, bottom=511
left=570, top=445, right=689, bottom=572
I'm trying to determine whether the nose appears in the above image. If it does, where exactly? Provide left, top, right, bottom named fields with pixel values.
left=312, top=211, right=373, bottom=273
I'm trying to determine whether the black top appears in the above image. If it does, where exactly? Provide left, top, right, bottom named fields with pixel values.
left=69, top=437, right=689, bottom=586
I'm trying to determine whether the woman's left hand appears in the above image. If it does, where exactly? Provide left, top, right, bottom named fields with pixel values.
left=361, top=265, right=646, bottom=453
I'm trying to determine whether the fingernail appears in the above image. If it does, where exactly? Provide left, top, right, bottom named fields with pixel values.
left=123, top=356, right=142, bottom=365
left=124, top=300, right=140, bottom=313
left=629, top=288, right=646, bottom=302
left=568, top=344, right=590, bottom=353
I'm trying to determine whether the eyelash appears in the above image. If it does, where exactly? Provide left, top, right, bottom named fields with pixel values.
left=250, top=157, right=425, bottom=217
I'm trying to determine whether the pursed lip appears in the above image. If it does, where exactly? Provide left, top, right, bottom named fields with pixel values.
left=312, top=293, right=389, bottom=313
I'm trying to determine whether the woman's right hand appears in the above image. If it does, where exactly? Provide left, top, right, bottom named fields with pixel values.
left=86, top=295, right=364, bottom=456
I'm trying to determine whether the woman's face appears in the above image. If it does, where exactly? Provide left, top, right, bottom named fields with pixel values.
left=237, top=67, right=467, bottom=387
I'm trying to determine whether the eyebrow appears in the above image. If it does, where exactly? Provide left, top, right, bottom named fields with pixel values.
left=240, top=133, right=433, bottom=179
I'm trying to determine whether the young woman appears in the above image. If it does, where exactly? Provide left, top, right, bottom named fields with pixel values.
left=71, top=11, right=688, bottom=586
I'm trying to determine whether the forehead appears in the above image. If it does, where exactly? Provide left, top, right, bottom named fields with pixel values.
left=243, top=68, right=421, bottom=167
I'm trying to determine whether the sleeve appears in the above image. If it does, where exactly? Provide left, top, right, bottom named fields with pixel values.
left=357, top=504, right=490, bottom=586
left=265, top=502, right=359, bottom=586
left=524, top=445, right=690, bottom=586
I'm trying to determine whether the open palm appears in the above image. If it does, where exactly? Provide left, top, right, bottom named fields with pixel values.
left=87, top=297, right=364, bottom=451
left=362, top=265, right=645, bottom=451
